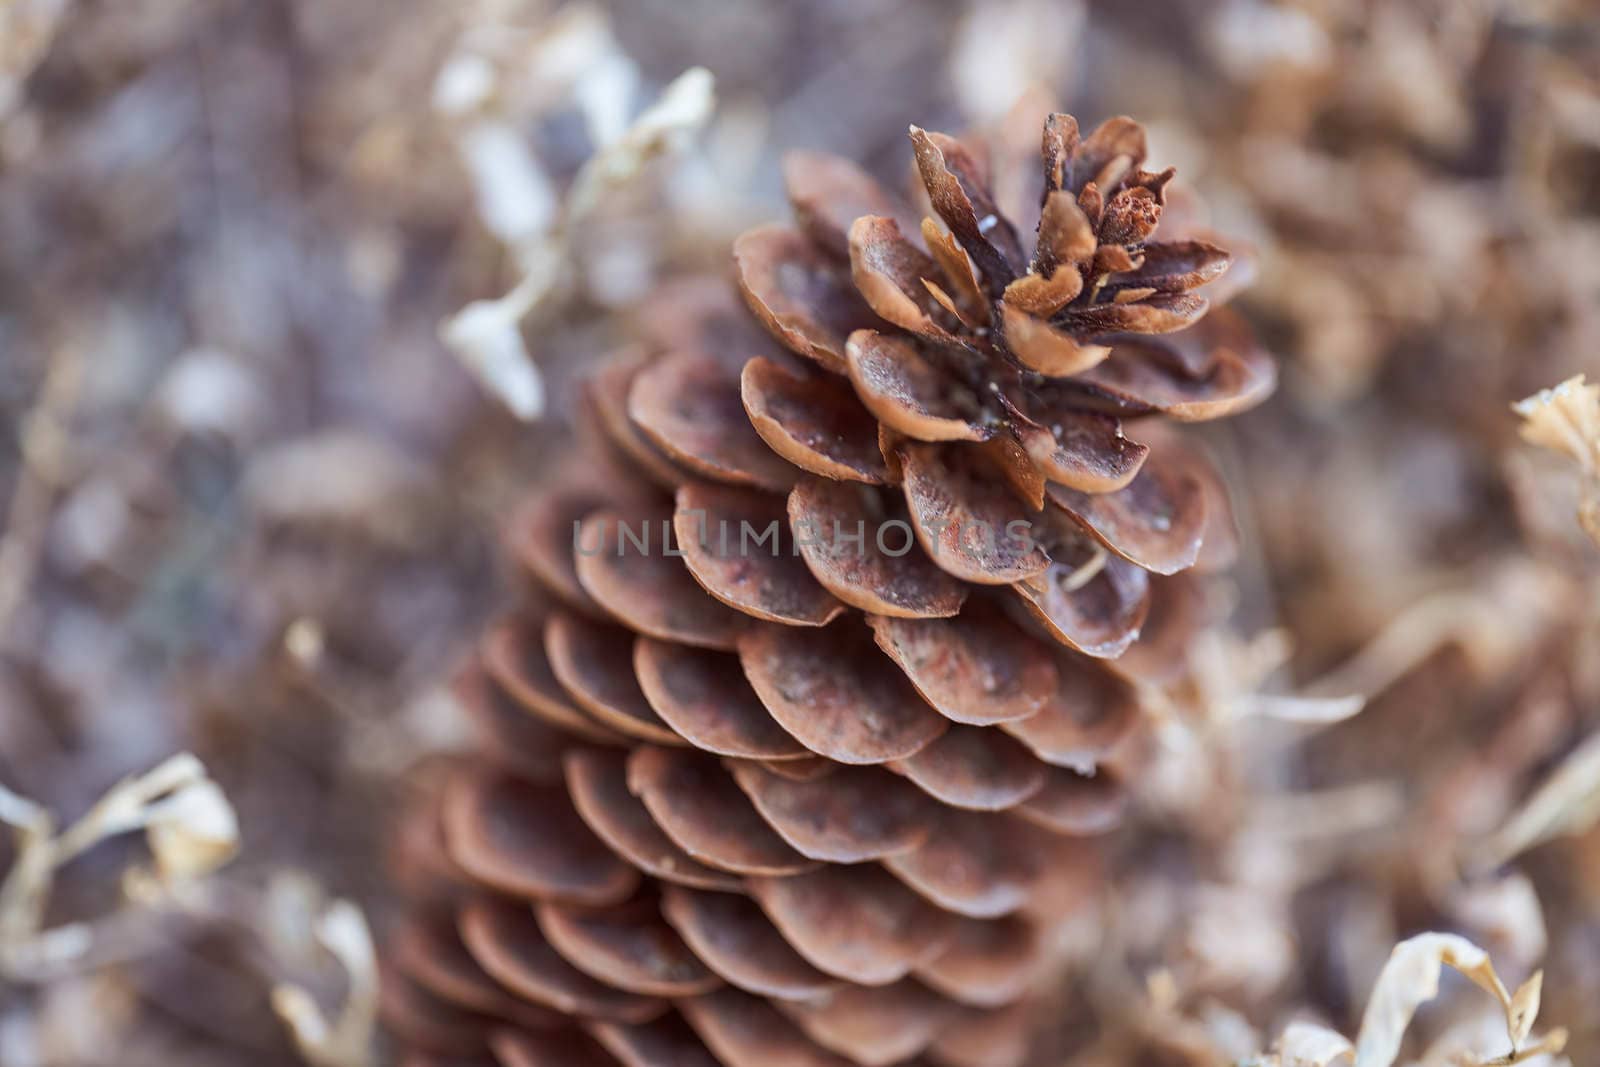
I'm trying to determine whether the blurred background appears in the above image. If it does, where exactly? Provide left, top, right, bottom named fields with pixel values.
left=0, top=0, right=1597, bottom=1064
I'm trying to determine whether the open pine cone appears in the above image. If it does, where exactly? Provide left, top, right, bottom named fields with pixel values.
left=385, top=108, right=1275, bottom=1067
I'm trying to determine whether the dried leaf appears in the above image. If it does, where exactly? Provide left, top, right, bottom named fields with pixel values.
left=271, top=899, right=378, bottom=1067
left=1513, top=376, right=1600, bottom=546
left=1, top=754, right=238, bottom=981
left=142, top=778, right=240, bottom=882
left=51, top=755, right=233, bottom=873
left=1183, top=627, right=1367, bottom=729
left=0, top=783, right=54, bottom=950
left=566, top=66, right=716, bottom=220
left=1352, top=933, right=1531, bottom=1067
left=1245, top=694, right=1367, bottom=725
left=440, top=59, right=715, bottom=420
left=1475, top=730, right=1600, bottom=870
left=1487, top=1028, right=1569, bottom=1065
left=1300, top=590, right=1510, bottom=703
left=431, top=51, right=496, bottom=115
left=458, top=120, right=558, bottom=248
left=440, top=284, right=547, bottom=421
left=1507, top=971, right=1542, bottom=1051
left=1275, top=1021, right=1354, bottom=1066
left=155, top=348, right=267, bottom=441
left=1514, top=377, right=1599, bottom=467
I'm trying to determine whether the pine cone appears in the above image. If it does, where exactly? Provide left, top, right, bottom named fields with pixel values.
left=385, top=108, right=1274, bottom=1067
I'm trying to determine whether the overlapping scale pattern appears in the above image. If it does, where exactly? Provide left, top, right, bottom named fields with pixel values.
left=385, top=107, right=1273, bottom=1067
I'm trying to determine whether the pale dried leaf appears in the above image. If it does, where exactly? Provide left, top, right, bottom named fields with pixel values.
left=0, top=922, right=93, bottom=980
left=318, top=900, right=377, bottom=988
left=272, top=987, right=330, bottom=1063
left=440, top=57, right=713, bottom=422
left=1198, top=1001, right=1265, bottom=1062
left=440, top=289, right=547, bottom=420
left=459, top=121, right=558, bottom=248
left=1353, top=932, right=1527, bottom=1067
left=1245, top=694, right=1368, bottom=725
left=566, top=65, right=715, bottom=220
left=0, top=781, right=51, bottom=836
left=271, top=898, right=377, bottom=1067
left=1276, top=1021, right=1354, bottom=1066
left=1302, top=588, right=1521, bottom=703
left=1513, top=376, right=1600, bottom=546
left=522, top=3, right=621, bottom=98
left=1513, top=375, right=1600, bottom=474
left=1, top=754, right=237, bottom=980
left=52, top=754, right=211, bottom=863
left=1507, top=972, right=1542, bottom=1051
left=1186, top=627, right=1367, bottom=730
left=143, top=779, right=240, bottom=882
left=259, top=870, right=329, bottom=965
left=572, top=51, right=641, bottom=148
left=0, top=783, right=54, bottom=948
left=155, top=348, right=266, bottom=441
left=1486, top=1027, right=1569, bottom=1065
left=1475, top=730, right=1600, bottom=870
left=431, top=52, right=496, bottom=115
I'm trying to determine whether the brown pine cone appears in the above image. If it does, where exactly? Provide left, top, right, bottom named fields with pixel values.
left=384, top=107, right=1275, bottom=1067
